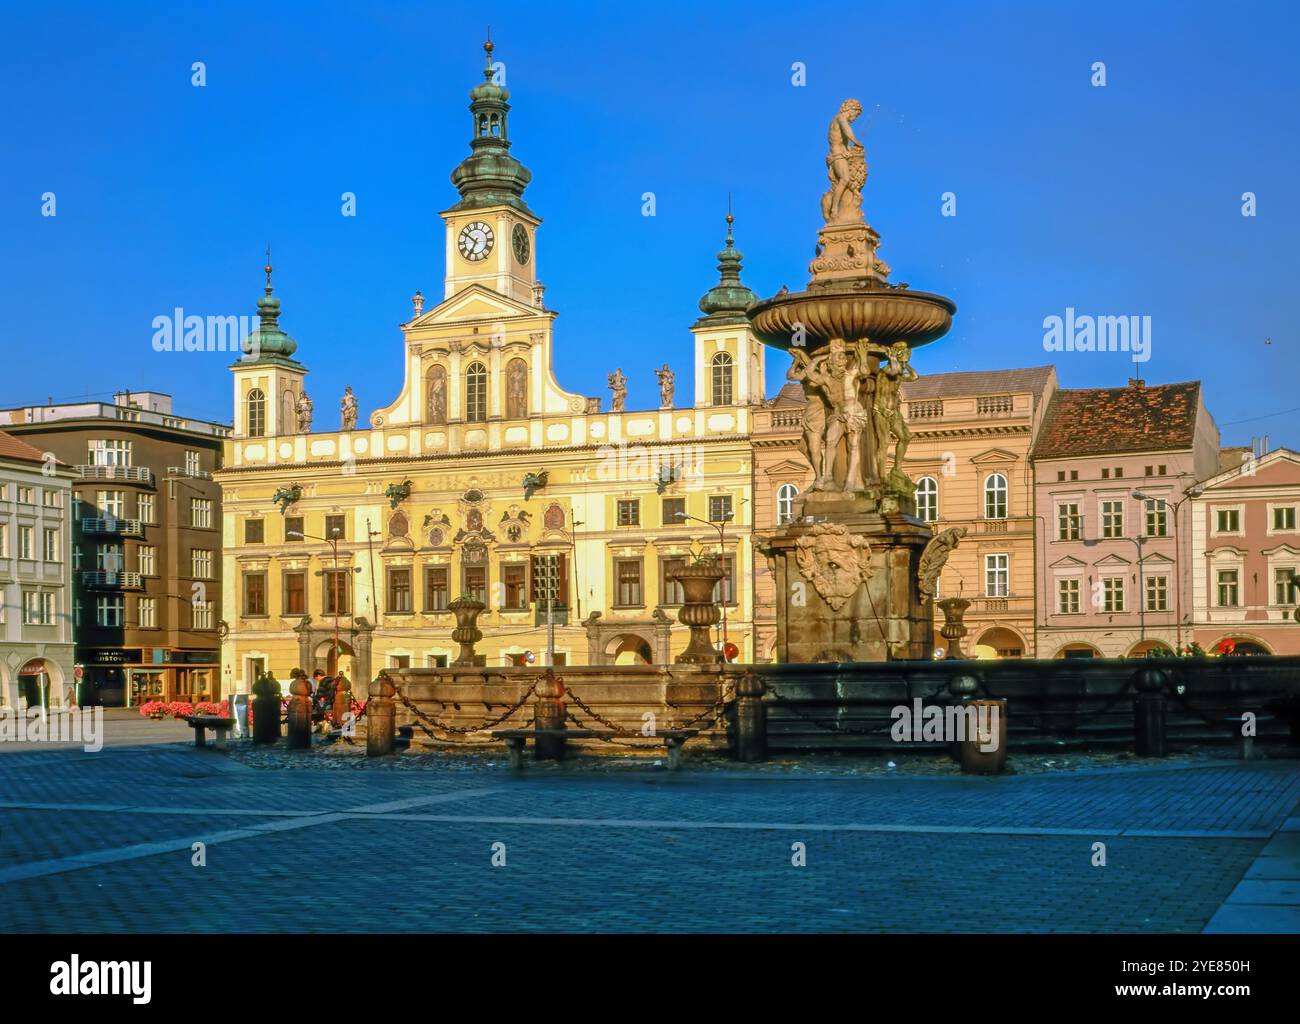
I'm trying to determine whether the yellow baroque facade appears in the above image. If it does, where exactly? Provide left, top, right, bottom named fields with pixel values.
left=217, top=45, right=767, bottom=692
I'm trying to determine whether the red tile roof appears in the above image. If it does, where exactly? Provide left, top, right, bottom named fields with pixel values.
left=1032, top=380, right=1201, bottom=459
left=0, top=429, right=51, bottom=465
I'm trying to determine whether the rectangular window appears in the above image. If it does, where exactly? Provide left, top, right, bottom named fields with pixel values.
left=390, top=655, right=411, bottom=670
left=1145, top=574, right=1168, bottom=612
left=16, top=485, right=34, bottom=505
left=97, top=543, right=123, bottom=572
left=616, top=499, right=640, bottom=527
left=462, top=565, right=487, bottom=606
left=424, top=566, right=449, bottom=611
left=138, top=596, right=157, bottom=628
left=324, top=569, right=352, bottom=615
left=984, top=554, right=1009, bottom=598
left=0, top=523, right=8, bottom=557
left=1216, top=508, right=1240, bottom=533
left=1273, top=506, right=1297, bottom=531
left=661, top=557, right=687, bottom=605
left=285, top=515, right=304, bottom=542
left=1056, top=502, right=1080, bottom=541
left=662, top=498, right=686, bottom=527
left=1217, top=568, right=1239, bottom=607
left=503, top=564, right=528, bottom=609
left=95, top=490, right=125, bottom=518
left=184, top=450, right=202, bottom=475
left=1158, top=464, right=1167, bottom=475
left=191, top=549, right=213, bottom=578
left=709, top=494, right=733, bottom=522
left=1275, top=567, right=1297, bottom=605
left=191, top=498, right=213, bottom=528
left=713, top=555, right=737, bottom=606
left=87, top=439, right=132, bottom=466
left=192, top=600, right=213, bottom=629
left=1145, top=499, right=1167, bottom=537
left=1070, top=470, right=1078, bottom=481
left=244, top=518, right=264, bottom=544
left=243, top=572, right=267, bottom=616
left=615, top=559, right=643, bottom=607
left=96, top=595, right=124, bottom=627
left=1102, top=576, right=1125, bottom=612
left=18, top=525, right=33, bottom=560
left=426, top=654, right=448, bottom=668
left=43, top=489, right=61, bottom=508
left=1101, top=500, right=1124, bottom=538
left=325, top=514, right=346, bottom=540
left=137, top=493, right=154, bottom=523
left=283, top=571, right=306, bottom=616
left=1114, top=467, right=1124, bottom=478
left=529, top=554, right=567, bottom=612
left=138, top=545, right=156, bottom=575
left=387, top=567, right=412, bottom=613
left=22, top=590, right=55, bottom=625
left=42, top=527, right=59, bottom=561
left=1057, top=578, right=1080, bottom=614
left=1101, top=468, right=1110, bottom=479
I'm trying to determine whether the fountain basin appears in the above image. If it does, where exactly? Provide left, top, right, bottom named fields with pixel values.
left=748, top=285, right=956, bottom=351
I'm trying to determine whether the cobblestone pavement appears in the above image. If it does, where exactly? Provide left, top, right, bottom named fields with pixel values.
left=0, top=728, right=1296, bottom=933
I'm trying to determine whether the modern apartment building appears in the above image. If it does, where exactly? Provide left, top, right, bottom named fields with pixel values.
left=1191, top=443, right=1300, bottom=655
left=0, top=392, right=230, bottom=705
left=0, top=431, right=77, bottom=710
left=1031, top=378, right=1220, bottom=658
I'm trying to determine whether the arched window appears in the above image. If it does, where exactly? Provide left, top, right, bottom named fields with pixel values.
left=711, top=352, right=734, bottom=406
left=465, top=361, right=488, bottom=423
left=246, top=388, right=266, bottom=438
left=477, top=113, right=488, bottom=138
left=776, top=483, right=798, bottom=525
left=916, top=476, right=938, bottom=523
left=984, top=473, right=1008, bottom=520
left=489, top=113, right=501, bottom=137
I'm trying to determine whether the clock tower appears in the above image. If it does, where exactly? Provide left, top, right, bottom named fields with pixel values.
left=441, top=40, right=540, bottom=305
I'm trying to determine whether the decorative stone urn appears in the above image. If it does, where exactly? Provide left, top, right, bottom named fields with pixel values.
left=936, top=597, right=971, bottom=660
left=670, top=559, right=725, bottom=664
left=448, top=596, right=486, bottom=667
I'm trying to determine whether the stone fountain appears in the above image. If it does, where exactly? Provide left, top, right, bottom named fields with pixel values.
left=750, top=99, right=960, bottom=662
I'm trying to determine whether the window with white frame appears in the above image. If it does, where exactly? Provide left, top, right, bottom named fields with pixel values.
left=916, top=477, right=938, bottom=523
left=1215, top=508, right=1241, bottom=534
left=1102, top=576, right=1125, bottom=612
left=0, top=522, right=8, bottom=557
left=138, top=597, right=157, bottom=628
left=984, top=553, right=1009, bottom=597
left=138, top=545, right=156, bottom=575
left=191, top=549, right=213, bottom=578
left=87, top=439, right=132, bottom=466
left=97, top=544, right=123, bottom=572
left=16, top=485, right=33, bottom=505
left=776, top=483, right=799, bottom=526
left=1146, top=574, right=1168, bottom=612
left=191, top=498, right=212, bottom=528
left=42, top=489, right=61, bottom=508
left=1056, top=502, right=1080, bottom=540
left=96, top=490, right=125, bottom=518
left=42, top=527, right=59, bottom=562
left=22, top=590, right=55, bottom=625
left=184, top=450, right=202, bottom=475
left=18, top=525, right=33, bottom=560
left=983, top=474, right=1008, bottom=520
left=1217, top=568, right=1239, bottom=607
left=1272, top=506, right=1297, bottom=532
left=96, top=595, right=124, bottom=627
left=138, top=493, right=155, bottom=523
left=1057, top=578, right=1080, bottom=614
left=1144, top=499, right=1168, bottom=537
left=191, top=600, right=214, bottom=629
left=1101, top=500, right=1124, bottom=538
left=1274, top=567, right=1297, bottom=605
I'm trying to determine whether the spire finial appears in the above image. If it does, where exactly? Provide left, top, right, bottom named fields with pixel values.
left=483, top=31, right=494, bottom=78
left=725, top=194, right=734, bottom=246
left=264, top=244, right=273, bottom=293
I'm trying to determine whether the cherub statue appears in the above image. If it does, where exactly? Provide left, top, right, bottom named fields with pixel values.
left=821, top=98, right=866, bottom=225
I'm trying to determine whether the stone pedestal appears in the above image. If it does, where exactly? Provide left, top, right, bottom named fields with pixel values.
left=764, top=511, right=932, bottom=663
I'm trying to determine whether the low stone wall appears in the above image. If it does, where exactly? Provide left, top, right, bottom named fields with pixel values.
left=379, top=656, right=1300, bottom=757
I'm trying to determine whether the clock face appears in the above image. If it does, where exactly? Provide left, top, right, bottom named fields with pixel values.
left=458, top=221, right=494, bottom=262
left=512, top=223, right=530, bottom=265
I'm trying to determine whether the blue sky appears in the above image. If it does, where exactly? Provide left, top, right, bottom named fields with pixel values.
left=2, top=0, right=1297, bottom=447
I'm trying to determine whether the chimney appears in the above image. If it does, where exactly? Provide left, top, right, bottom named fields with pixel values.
left=1127, top=378, right=1145, bottom=389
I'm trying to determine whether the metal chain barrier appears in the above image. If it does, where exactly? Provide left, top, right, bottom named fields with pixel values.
left=563, top=711, right=647, bottom=748
left=393, top=681, right=537, bottom=736
left=562, top=685, right=638, bottom=736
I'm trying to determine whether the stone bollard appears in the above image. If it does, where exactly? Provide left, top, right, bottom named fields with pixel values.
left=533, top=668, right=567, bottom=760
left=286, top=669, right=312, bottom=750
left=732, top=672, right=767, bottom=762
left=366, top=672, right=397, bottom=757
left=1132, top=666, right=1169, bottom=757
left=332, top=672, right=353, bottom=730
left=251, top=671, right=282, bottom=745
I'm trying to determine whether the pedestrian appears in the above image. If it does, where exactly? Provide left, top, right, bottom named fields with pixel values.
left=310, top=668, right=326, bottom=698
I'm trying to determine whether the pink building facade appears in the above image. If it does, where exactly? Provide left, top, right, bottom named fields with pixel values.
left=1191, top=446, right=1300, bottom=656
left=1031, top=380, right=1220, bottom=658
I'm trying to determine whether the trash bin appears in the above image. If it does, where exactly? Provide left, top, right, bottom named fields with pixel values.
left=958, top=697, right=1008, bottom=774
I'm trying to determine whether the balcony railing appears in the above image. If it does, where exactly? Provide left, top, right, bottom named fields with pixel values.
left=976, top=395, right=1014, bottom=417
left=77, top=465, right=154, bottom=485
left=907, top=400, right=944, bottom=420
left=80, top=517, right=144, bottom=536
left=80, top=570, right=144, bottom=589
left=769, top=411, right=803, bottom=429
left=167, top=466, right=213, bottom=480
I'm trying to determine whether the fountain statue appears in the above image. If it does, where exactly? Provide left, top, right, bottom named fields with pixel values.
left=749, top=100, right=957, bottom=663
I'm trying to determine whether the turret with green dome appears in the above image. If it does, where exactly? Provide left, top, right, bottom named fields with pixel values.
left=696, top=209, right=759, bottom=327
left=238, top=250, right=304, bottom=368
left=448, top=39, right=535, bottom=217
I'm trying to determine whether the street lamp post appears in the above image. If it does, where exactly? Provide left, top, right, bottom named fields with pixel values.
left=1132, top=484, right=1204, bottom=652
left=288, top=528, right=360, bottom=675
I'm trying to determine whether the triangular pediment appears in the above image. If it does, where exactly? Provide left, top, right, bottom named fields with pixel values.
left=407, top=284, right=544, bottom=328
left=1049, top=555, right=1087, bottom=569
left=970, top=447, right=1020, bottom=465
left=764, top=460, right=810, bottom=478
left=1094, top=552, right=1131, bottom=567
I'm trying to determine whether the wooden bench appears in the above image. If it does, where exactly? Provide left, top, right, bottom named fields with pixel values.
left=184, top=715, right=235, bottom=750
left=491, top=727, right=698, bottom=770
left=1224, top=713, right=1274, bottom=760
